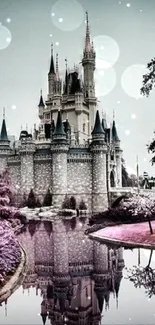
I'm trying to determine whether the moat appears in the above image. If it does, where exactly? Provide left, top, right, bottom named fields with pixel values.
left=0, top=217, right=155, bottom=325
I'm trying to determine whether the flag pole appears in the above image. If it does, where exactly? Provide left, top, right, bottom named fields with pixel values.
left=136, top=155, right=140, bottom=195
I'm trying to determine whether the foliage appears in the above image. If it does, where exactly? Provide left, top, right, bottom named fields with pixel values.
left=121, top=158, right=138, bottom=187
left=43, top=189, right=52, bottom=207
left=79, top=200, right=87, bottom=210
left=27, top=189, right=37, bottom=208
left=62, top=194, right=70, bottom=209
left=69, top=196, right=76, bottom=210
left=89, top=193, right=155, bottom=234
left=0, top=220, right=21, bottom=284
left=140, top=58, right=155, bottom=97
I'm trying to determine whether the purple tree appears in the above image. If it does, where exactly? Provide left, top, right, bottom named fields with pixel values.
left=0, top=170, right=22, bottom=286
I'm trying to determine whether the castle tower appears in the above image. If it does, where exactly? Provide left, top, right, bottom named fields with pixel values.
left=91, top=110, right=108, bottom=213
left=51, top=110, right=68, bottom=207
left=0, top=108, right=11, bottom=170
left=38, top=89, right=45, bottom=121
left=82, top=11, right=97, bottom=137
left=19, top=132, right=35, bottom=194
left=112, top=116, right=122, bottom=187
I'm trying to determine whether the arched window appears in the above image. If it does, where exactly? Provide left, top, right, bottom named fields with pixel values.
left=110, top=170, right=115, bottom=187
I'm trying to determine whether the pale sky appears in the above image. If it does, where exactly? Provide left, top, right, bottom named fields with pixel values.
left=0, top=0, right=155, bottom=176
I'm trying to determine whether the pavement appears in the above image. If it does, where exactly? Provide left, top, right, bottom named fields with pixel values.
left=88, top=220, right=155, bottom=250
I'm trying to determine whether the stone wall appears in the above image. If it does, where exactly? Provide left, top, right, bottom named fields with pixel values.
left=67, top=153, right=92, bottom=210
left=34, top=160, right=52, bottom=194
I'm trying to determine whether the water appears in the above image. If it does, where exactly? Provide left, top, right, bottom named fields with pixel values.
left=0, top=217, right=155, bottom=324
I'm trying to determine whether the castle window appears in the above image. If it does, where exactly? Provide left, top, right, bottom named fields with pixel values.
left=83, top=123, right=86, bottom=133
left=45, top=114, right=50, bottom=119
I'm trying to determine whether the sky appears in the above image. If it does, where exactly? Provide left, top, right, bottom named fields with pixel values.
left=0, top=0, right=155, bottom=176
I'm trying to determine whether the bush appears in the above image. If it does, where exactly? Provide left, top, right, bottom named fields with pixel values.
left=43, top=189, right=52, bottom=206
left=79, top=200, right=87, bottom=210
left=27, top=189, right=36, bottom=208
left=70, top=196, right=76, bottom=210
left=62, top=194, right=70, bottom=209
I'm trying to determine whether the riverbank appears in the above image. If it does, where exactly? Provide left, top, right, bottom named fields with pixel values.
left=0, top=246, right=26, bottom=303
left=89, top=220, right=155, bottom=249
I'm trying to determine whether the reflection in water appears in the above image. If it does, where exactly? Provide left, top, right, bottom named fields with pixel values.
left=9, top=217, right=124, bottom=324
left=126, top=249, right=155, bottom=299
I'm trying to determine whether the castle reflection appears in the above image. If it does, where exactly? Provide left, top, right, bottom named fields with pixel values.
left=19, top=217, right=124, bottom=325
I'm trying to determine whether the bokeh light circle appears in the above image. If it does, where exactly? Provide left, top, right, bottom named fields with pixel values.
left=121, top=64, right=147, bottom=99
left=95, top=67, right=116, bottom=97
left=51, top=0, right=84, bottom=31
left=93, top=35, right=120, bottom=69
left=0, top=25, right=12, bottom=49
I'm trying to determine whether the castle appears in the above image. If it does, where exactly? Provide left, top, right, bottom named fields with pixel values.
left=0, top=12, right=122, bottom=212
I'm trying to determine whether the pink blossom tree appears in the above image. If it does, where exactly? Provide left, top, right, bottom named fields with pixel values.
left=0, top=170, right=22, bottom=286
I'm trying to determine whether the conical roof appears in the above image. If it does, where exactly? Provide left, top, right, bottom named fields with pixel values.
left=102, top=117, right=107, bottom=131
left=0, top=119, right=8, bottom=141
left=92, top=110, right=104, bottom=135
left=95, top=290, right=104, bottom=313
left=49, top=44, right=55, bottom=74
left=54, top=110, right=65, bottom=136
left=112, top=120, right=120, bottom=142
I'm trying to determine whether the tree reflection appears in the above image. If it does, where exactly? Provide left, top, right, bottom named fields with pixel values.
left=126, top=249, right=155, bottom=298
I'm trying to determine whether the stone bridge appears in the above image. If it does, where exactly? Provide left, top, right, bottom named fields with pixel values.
left=109, top=187, right=155, bottom=206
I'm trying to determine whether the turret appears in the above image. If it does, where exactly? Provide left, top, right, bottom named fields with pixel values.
left=91, top=110, right=108, bottom=212
left=112, top=113, right=122, bottom=187
left=82, top=11, right=96, bottom=136
left=38, top=89, right=45, bottom=120
left=0, top=108, right=11, bottom=170
left=51, top=111, right=68, bottom=207
left=19, top=129, right=35, bottom=194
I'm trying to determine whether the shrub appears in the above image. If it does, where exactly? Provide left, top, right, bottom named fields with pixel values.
left=70, top=196, right=76, bottom=210
left=27, top=189, right=36, bottom=208
left=62, top=194, right=70, bottom=209
left=43, top=189, right=52, bottom=206
left=79, top=200, right=87, bottom=210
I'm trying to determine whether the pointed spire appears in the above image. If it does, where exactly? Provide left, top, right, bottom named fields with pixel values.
left=49, top=43, right=55, bottom=74
left=0, top=108, right=8, bottom=141
left=102, top=110, right=108, bottom=131
left=56, top=53, right=59, bottom=80
left=38, top=89, right=45, bottom=107
left=64, top=58, right=68, bottom=94
left=85, top=11, right=91, bottom=51
left=92, top=110, right=104, bottom=135
left=54, top=110, right=66, bottom=136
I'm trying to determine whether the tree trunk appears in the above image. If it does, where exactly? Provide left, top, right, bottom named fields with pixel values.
left=147, top=216, right=153, bottom=234
left=147, top=249, right=153, bottom=268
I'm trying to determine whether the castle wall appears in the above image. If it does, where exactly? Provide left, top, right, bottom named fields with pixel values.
left=20, top=154, right=34, bottom=194
left=67, top=152, right=92, bottom=209
left=7, top=160, right=21, bottom=188
left=34, top=160, right=52, bottom=195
